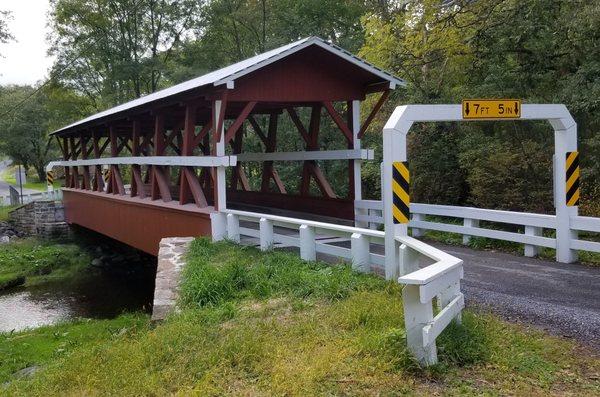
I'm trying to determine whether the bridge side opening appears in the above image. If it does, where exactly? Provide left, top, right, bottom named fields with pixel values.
left=48, top=38, right=404, bottom=254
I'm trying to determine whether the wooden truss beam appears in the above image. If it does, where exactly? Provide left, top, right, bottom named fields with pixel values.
left=151, top=113, right=172, bottom=202
left=224, top=101, right=257, bottom=144
left=358, top=90, right=390, bottom=139
left=180, top=103, right=208, bottom=207
left=323, top=101, right=353, bottom=144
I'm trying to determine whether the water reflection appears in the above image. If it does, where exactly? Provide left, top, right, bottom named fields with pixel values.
left=0, top=264, right=156, bottom=333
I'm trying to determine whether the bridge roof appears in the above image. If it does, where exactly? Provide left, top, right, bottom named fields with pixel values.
left=53, top=37, right=404, bottom=136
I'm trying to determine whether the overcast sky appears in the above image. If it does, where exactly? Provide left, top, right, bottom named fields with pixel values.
left=0, top=0, right=53, bottom=85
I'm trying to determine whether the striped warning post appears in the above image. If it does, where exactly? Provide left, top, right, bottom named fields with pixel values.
left=566, top=151, right=580, bottom=207
left=102, top=168, right=111, bottom=184
left=46, top=170, right=54, bottom=185
left=392, top=161, right=410, bottom=224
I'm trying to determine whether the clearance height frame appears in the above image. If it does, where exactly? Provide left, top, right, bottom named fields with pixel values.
left=382, top=104, right=578, bottom=280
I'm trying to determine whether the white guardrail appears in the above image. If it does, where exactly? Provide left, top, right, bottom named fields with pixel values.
left=355, top=200, right=600, bottom=255
left=1, top=189, right=62, bottom=206
left=211, top=209, right=464, bottom=366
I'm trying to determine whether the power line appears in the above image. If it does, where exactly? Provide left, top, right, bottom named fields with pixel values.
left=0, top=36, right=95, bottom=120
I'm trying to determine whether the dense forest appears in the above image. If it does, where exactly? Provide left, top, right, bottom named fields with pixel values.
left=0, top=0, right=599, bottom=216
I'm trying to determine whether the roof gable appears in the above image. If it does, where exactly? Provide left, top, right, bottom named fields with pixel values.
left=54, top=37, right=404, bottom=135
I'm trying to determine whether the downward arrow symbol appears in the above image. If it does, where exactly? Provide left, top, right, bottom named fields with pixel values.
left=465, top=103, right=470, bottom=115
left=515, top=102, right=519, bottom=115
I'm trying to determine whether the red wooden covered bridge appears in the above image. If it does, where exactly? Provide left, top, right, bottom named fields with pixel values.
left=49, top=37, right=404, bottom=255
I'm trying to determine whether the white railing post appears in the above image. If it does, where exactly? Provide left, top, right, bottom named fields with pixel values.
left=524, top=225, right=542, bottom=257
left=462, top=218, right=479, bottom=245
left=299, top=224, right=316, bottom=261
left=259, top=217, right=274, bottom=251
left=210, top=212, right=227, bottom=242
left=226, top=213, right=240, bottom=243
left=350, top=233, right=369, bottom=272
left=553, top=120, right=578, bottom=263
left=402, top=285, right=437, bottom=366
left=411, top=213, right=424, bottom=237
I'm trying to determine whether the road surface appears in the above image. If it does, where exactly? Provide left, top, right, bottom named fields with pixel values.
left=439, top=243, right=600, bottom=348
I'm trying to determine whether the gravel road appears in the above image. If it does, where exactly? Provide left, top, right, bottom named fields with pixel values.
left=436, top=243, right=600, bottom=348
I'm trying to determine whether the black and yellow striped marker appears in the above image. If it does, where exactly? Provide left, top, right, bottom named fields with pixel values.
left=392, top=161, right=410, bottom=224
left=566, top=151, right=580, bottom=207
left=102, top=169, right=110, bottom=184
left=46, top=170, right=54, bottom=185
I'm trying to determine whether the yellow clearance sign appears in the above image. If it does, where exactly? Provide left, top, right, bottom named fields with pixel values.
left=462, top=99, right=521, bottom=119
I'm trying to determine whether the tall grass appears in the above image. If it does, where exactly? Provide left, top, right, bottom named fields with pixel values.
left=2, top=239, right=599, bottom=396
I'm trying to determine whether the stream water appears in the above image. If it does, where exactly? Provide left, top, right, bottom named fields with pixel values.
left=0, top=250, right=156, bottom=333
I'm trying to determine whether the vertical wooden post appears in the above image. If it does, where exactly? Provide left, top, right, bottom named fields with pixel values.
left=131, top=120, right=145, bottom=198
left=80, top=133, right=91, bottom=190
left=151, top=113, right=172, bottom=202
left=63, top=137, right=71, bottom=188
left=300, top=105, right=321, bottom=196
left=92, top=131, right=104, bottom=192
left=69, top=136, right=80, bottom=189
left=108, top=126, right=125, bottom=195
left=261, top=112, right=279, bottom=192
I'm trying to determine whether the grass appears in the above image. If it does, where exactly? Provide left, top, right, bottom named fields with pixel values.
left=1, top=238, right=599, bottom=395
left=0, top=239, right=91, bottom=290
left=0, top=165, right=61, bottom=191
left=0, top=205, right=17, bottom=221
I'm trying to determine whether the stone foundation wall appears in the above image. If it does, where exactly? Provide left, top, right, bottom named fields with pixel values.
left=151, top=237, right=193, bottom=322
left=8, top=200, right=70, bottom=238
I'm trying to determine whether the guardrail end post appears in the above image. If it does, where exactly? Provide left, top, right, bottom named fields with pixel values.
left=299, top=224, right=316, bottom=261
left=210, top=212, right=227, bottom=242
left=350, top=233, right=370, bottom=273
left=226, top=213, right=240, bottom=243
left=524, top=225, right=542, bottom=257
left=402, top=284, right=437, bottom=366
left=259, top=217, right=274, bottom=251
left=463, top=218, right=479, bottom=245
left=411, top=213, right=424, bottom=237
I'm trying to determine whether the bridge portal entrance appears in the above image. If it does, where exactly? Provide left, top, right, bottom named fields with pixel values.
left=382, top=104, right=579, bottom=279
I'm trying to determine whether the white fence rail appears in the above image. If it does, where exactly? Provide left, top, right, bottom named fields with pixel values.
left=354, top=200, right=600, bottom=255
left=1, top=188, right=62, bottom=206
left=212, top=208, right=464, bottom=366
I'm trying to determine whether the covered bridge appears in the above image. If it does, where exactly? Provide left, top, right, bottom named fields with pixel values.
left=51, top=37, right=404, bottom=254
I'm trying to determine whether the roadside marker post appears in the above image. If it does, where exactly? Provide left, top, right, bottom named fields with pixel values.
left=46, top=170, right=54, bottom=191
left=392, top=161, right=410, bottom=224
left=566, top=151, right=580, bottom=207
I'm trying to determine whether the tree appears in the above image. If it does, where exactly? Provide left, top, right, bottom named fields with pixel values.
left=168, top=0, right=368, bottom=82
left=0, top=86, right=57, bottom=181
left=48, top=0, right=201, bottom=109
left=0, top=9, right=14, bottom=56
